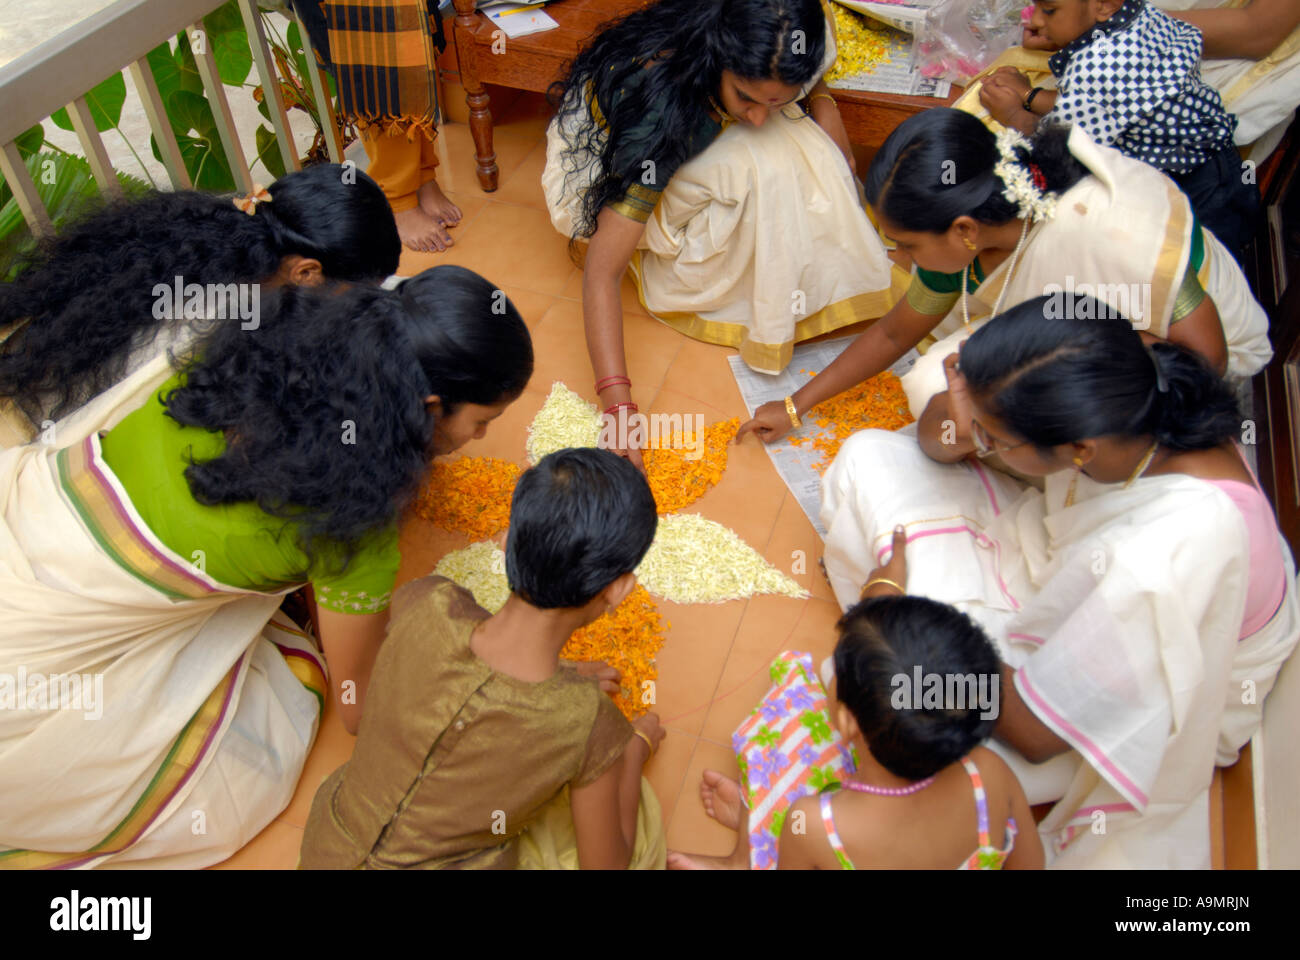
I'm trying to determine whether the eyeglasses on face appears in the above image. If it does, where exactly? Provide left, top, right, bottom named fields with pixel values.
left=970, top=418, right=1032, bottom=459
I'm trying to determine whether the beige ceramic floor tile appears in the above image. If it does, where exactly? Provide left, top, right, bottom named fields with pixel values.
left=650, top=599, right=748, bottom=737
left=665, top=739, right=743, bottom=858
left=642, top=728, right=696, bottom=830
left=211, top=820, right=304, bottom=870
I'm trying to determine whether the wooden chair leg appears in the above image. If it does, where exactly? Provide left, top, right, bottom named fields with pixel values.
left=452, top=0, right=499, bottom=192
left=467, top=85, right=498, bottom=192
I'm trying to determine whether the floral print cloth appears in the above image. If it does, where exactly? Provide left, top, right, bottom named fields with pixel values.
left=732, top=651, right=857, bottom=869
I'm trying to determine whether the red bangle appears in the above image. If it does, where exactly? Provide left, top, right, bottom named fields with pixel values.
left=604, top=401, right=638, bottom=416
left=595, top=375, right=631, bottom=392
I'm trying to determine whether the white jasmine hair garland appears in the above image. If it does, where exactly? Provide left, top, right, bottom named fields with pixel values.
left=960, top=127, right=1062, bottom=332
left=992, top=127, right=1058, bottom=222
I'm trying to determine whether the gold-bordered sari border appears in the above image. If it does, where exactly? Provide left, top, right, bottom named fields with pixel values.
left=628, top=254, right=908, bottom=373
left=56, top=435, right=221, bottom=601
left=0, top=654, right=247, bottom=870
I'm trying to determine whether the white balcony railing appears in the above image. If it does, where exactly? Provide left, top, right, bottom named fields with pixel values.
left=0, top=0, right=342, bottom=237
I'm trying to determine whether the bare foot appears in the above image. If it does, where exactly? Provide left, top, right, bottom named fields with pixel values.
left=394, top=206, right=453, bottom=253
left=699, top=768, right=744, bottom=831
left=418, top=178, right=462, bottom=228
left=666, top=849, right=747, bottom=870
left=666, top=771, right=750, bottom=870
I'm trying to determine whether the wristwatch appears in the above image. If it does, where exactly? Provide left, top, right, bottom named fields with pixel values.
left=1023, top=86, right=1044, bottom=113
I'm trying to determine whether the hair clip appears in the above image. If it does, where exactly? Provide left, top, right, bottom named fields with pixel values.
left=233, top=184, right=272, bottom=215
left=1144, top=343, right=1169, bottom=393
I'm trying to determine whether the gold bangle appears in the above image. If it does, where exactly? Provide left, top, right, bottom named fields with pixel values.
left=631, top=728, right=655, bottom=755
left=784, top=396, right=801, bottom=429
left=809, top=92, right=837, bottom=109
left=860, top=577, right=905, bottom=598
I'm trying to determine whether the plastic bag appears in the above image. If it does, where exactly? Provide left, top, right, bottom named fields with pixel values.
left=913, top=0, right=1029, bottom=86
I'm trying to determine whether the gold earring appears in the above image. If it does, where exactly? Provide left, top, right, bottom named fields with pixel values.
left=1065, top=455, right=1085, bottom=508
left=963, top=237, right=977, bottom=251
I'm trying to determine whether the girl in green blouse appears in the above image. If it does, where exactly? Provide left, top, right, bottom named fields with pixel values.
left=0, top=265, right=532, bottom=868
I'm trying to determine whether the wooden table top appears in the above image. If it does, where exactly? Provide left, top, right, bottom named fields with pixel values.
left=456, top=0, right=651, bottom=53
left=452, top=0, right=961, bottom=108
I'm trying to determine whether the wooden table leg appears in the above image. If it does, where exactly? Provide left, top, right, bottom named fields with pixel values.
left=452, top=0, right=498, bottom=191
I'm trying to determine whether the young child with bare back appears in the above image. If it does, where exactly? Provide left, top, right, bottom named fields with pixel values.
left=669, top=530, right=1044, bottom=870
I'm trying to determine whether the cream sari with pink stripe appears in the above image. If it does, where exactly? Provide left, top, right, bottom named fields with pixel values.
left=820, top=428, right=1300, bottom=868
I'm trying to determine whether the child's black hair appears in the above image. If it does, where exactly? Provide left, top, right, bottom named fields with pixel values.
left=505, top=447, right=658, bottom=609
left=834, top=595, right=1001, bottom=781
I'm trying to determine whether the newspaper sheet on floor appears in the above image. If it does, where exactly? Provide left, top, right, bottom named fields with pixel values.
left=728, top=337, right=918, bottom=540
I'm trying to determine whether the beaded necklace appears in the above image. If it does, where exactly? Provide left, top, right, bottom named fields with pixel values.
left=841, top=775, right=935, bottom=797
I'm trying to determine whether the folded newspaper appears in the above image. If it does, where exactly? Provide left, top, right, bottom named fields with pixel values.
left=827, top=0, right=952, bottom=98
left=834, top=0, right=944, bottom=33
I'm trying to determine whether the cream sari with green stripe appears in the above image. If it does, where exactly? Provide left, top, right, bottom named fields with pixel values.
left=0, top=352, right=325, bottom=868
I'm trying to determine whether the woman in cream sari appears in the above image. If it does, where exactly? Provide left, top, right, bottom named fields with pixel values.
left=542, top=0, right=902, bottom=466
left=736, top=108, right=1271, bottom=444
left=820, top=297, right=1299, bottom=867
left=0, top=269, right=534, bottom=868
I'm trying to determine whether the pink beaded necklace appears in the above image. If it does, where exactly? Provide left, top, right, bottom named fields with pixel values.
left=842, top=775, right=935, bottom=797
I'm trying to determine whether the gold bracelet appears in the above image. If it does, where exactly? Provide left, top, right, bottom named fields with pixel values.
left=860, top=577, right=905, bottom=598
left=631, top=728, right=655, bottom=755
left=784, top=396, right=801, bottom=429
left=809, top=92, right=837, bottom=109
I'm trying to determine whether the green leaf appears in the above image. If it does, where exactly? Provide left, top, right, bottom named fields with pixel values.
left=167, top=89, right=216, bottom=138
left=49, top=71, right=127, bottom=132
left=255, top=124, right=286, bottom=179
left=179, top=133, right=235, bottom=192
left=202, top=2, right=253, bottom=86
left=163, top=90, right=237, bottom=191
left=14, top=125, right=45, bottom=159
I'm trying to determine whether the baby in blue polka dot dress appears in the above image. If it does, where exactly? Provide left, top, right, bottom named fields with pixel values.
left=980, top=0, right=1259, bottom=260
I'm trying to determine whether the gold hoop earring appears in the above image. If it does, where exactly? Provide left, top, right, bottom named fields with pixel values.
left=963, top=237, right=977, bottom=251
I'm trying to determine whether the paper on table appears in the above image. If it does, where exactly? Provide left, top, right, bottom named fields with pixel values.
left=486, top=2, right=558, bottom=38
left=728, top=337, right=918, bottom=539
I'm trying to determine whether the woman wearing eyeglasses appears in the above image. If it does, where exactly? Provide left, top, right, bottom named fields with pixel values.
left=819, top=294, right=1299, bottom=868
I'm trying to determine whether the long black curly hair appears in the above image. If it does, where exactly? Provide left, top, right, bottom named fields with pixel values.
left=0, top=163, right=401, bottom=425
left=164, top=265, right=533, bottom=570
left=548, top=0, right=826, bottom=240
